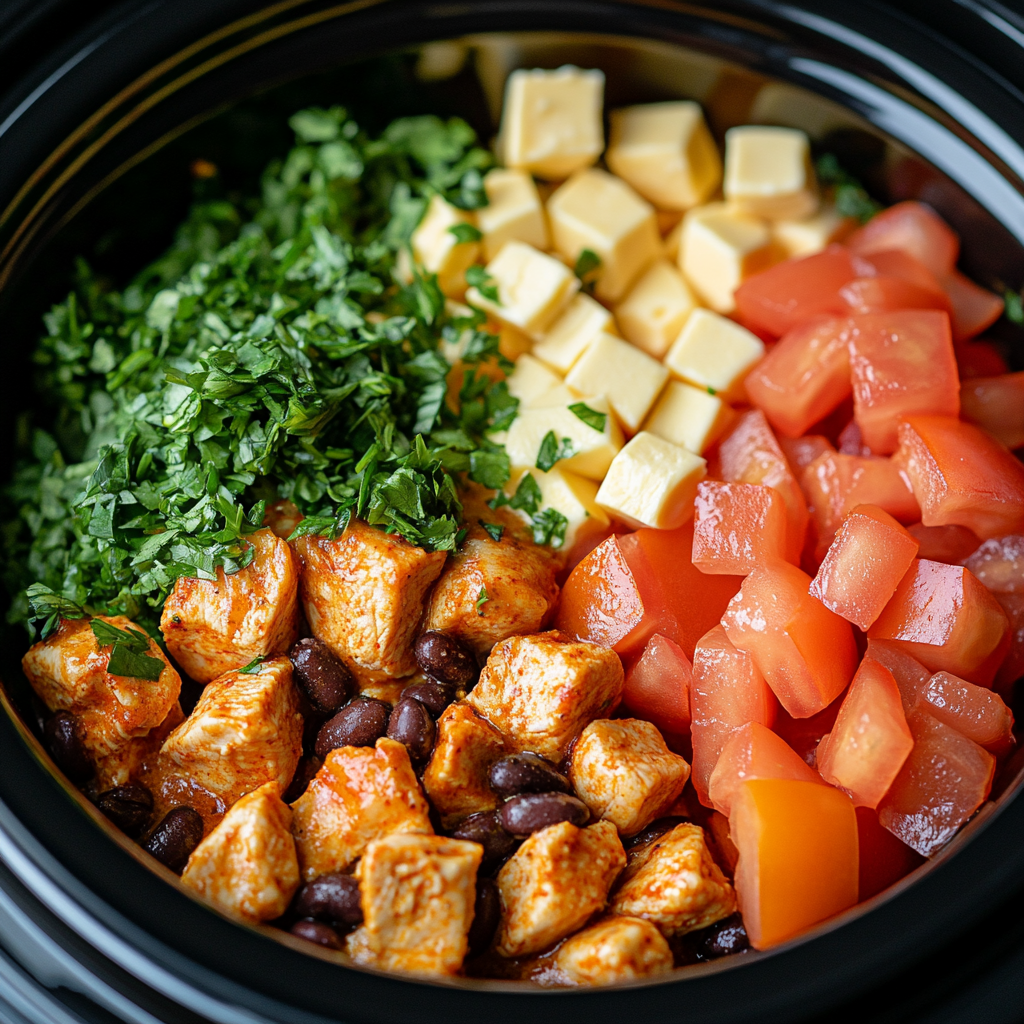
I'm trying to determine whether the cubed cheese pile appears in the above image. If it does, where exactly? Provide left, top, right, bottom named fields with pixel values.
left=409, top=66, right=854, bottom=539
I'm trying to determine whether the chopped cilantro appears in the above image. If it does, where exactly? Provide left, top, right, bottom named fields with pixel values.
left=1004, top=289, right=1023, bottom=324
left=707, top=385, right=717, bottom=396
left=574, top=249, right=602, bottom=292
left=448, top=223, right=482, bottom=244
left=238, top=655, right=266, bottom=674
left=536, top=431, right=576, bottom=472
left=466, top=264, right=500, bottom=304
left=479, top=520, right=504, bottom=542
left=90, top=618, right=165, bottom=681
left=568, top=402, right=607, bottom=432
left=26, top=584, right=84, bottom=640
left=530, top=507, right=568, bottom=548
left=815, top=153, right=881, bottom=224
left=476, top=587, right=490, bottom=615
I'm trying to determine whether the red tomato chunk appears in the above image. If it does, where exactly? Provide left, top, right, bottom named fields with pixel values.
left=959, top=372, right=1024, bottom=450
left=918, top=670, right=1015, bottom=753
left=692, top=481, right=790, bottom=576
left=855, top=806, right=924, bottom=902
left=846, top=200, right=959, bottom=277
left=622, top=633, right=692, bottom=737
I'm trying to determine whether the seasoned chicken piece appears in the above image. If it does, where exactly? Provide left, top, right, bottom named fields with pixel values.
left=110, top=701, right=185, bottom=793
left=467, top=631, right=624, bottom=763
left=346, top=833, right=482, bottom=976
left=159, top=657, right=302, bottom=808
left=569, top=719, right=691, bottom=835
left=295, top=519, right=447, bottom=686
left=181, top=782, right=299, bottom=922
left=290, top=738, right=432, bottom=881
left=161, top=528, right=300, bottom=684
left=422, top=702, right=508, bottom=828
left=553, top=916, right=673, bottom=985
left=424, top=492, right=561, bottom=659
left=496, top=820, right=625, bottom=957
left=609, top=823, right=736, bottom=936
left=22, top=615, right=181, bottom=789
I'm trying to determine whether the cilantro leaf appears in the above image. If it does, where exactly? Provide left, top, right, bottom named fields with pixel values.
left=238, top=655, right=265, bottom=674
left=448, top=223, right=482, bottom=244
left=476, top=587, right=490, bottom=615
left=530, top=507, right=568, bottom=548
left=466, top=264, right=500, bottom=304
left=536, top=431, right=576, bottom=472
left=815, top=153, right=882, bottom=224
left=106, top=645, right=166, bottom=681
left=90, top=619, right=150, bottom=652
left=568, top=402, right=607, bottom=432
left=574, top=249, right=602, bottom=292
left=26, top=584, right=84, bottom=640
left=479, top=520, right=504, bottom=542
left=1005, top=289, right=1024, bottom=324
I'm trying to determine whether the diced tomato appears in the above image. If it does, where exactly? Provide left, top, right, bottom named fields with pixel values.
left=721, top=560, right=858, bottom=718
left=779, top=435, right=834, bottom=472
left=993, top=593, right=1024, bottom=695
left=691, top=625, right=778, bottom=806
left=809, top=504, right=920, bottom=630
left=716, top=410, right=809, bottom=562
left=772, top=689, right=845, bottom=767
left=955, top=340, right=1008, bottom=379
left=878, top=706, right=995, bottom=856
left=963, top=535, right=1024, bottom=594
left=730, top=778, right=859, bottom=950
left=733, top=246, right=863, bottom=337
left=919, top=670, right=1015, bottom=753
left=837, top=420, right=871, bottom=456
left=847, top=310, right=959, bottom=454
left=941, top=270, right=1004, bottom=342
left=893, top=415, right=1024, bottom=539
left=839, top=277, right=951, bottom=316
left=709, top=721, right=821, bottom=816
left=907, top=523, right=981, bottom=564
left=846, top=201, right=959, bottom=277
left=801, top=451, right=920, bottom=561
left=692, top=481, right=789, bottom=575
left=959, top=372, right=1024, bottom=450
left=868, top=558, right=1010, bottom=686
left=622, top=633, right=692, bottom=736
left=855, top=806, right=924, bottom=902
left=866, top=638, right=932, bottom=711
left=744, top=317, right=852, bottom=439
left=816, top=657, right=914, bottom=808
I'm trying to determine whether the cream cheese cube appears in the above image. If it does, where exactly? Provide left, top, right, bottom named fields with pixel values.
left=532, top=293, right=616, bottom=373
left=498, top=66, right=605, bottom=180
left=679, top=202, right=775, bottom=313
left=505, top=354, right=573, bottom=409
left=772, top=204, right=855, bottom=258
left=503, top=396, right=623, bottom=480
left=547, top=169, right=662, bottom=303
left=606, top=101, right=722, bottom=211
left=507, top=466, right=611, bottom=553
left=478, top=168, right=550, bottom=260
left=723, top=126, right=818, bottom=221
left=615, top=260, right=699, bottom=359
left=643, top=380, right=734, bottom=455
left=466, top=241, right=579, bottom=337
left=596, top=431, right=707, bottom=530
left=411, top=194, right=479, bottom=294
left=664, top=308, right=765, bottom=400
left=565, top=332, right=669, bottom=434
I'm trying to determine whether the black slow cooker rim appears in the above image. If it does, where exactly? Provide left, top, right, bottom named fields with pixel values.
left=0, top=2, right=1022, bottom=1021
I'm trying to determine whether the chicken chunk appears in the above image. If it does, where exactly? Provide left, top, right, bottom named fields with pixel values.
left=159, top=657, right=302, bottom=808
left=181, top=782, right=299, bottom=922
left=496, top=819, right=625, bottom=957
left=423, top=494, right=561, bottom=659
left=553, top=916, right=673, bottom=985
left=346, top=833, right=482, bottom=976
left=290, top=738, right=432, bottom=881
left=467, top=632, right=624, bottom=763
left=422, top=702, right=508, bottom=828
left=295, top=519, right=447, bottom=686
left=161, top=529, right=300, bottom=684
left=609, top=823, right=736, bottom=936
left=569, top=719, right=691, bottom=835
left=22, top=615, right=181, bottom=789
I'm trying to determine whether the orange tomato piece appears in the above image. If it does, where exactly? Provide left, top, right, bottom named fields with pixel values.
left=893, top=415, right=1024, bottom=539
left=622, top=633, right=692, bottom=736
left=692, top=481, right=790, bottom=576
left=745, top=317, right=852, bottom=439
left=816, top=657, right=914, bottom=808
left=846, top=200, right=959, bottom=277
left=868, top=558, right=1010, bottom=686
left=855, top=806, right=924, bottom=902
left=962, top=534, right=1024, bottom=594
left=708, top=721, right=820, bottom=816
left=847, top=310, right=959, bottom=454
left=959, top=372, right=1024, bottom=450
left=733, top=245, right=862, bottom=337
left=716, top=410, right=809, bottom=563
left=809, top=504, right=920, bottom=630
left=779, top=434, right=834, bottom=472
left=730, top=778, right=859, bottom=950
left=878, top=706, right=995, bottom=856
left=690, top=624, right=777, bottom=806
left=918, top=670, right=1015, bottom=753
left=721, top=560, right=858, bottom=718
left=906, top=523, right=981, bottom=564
left=866, top=638, right=932, bottom=711
left=941, top=270, right=1004, bottom=341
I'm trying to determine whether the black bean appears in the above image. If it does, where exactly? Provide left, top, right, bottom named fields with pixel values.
left=499, top=792, right=590, bottom=837
left=401, top=681, right=454, bottom=717
left=95, top=783, right=154, bottom=838
left=413, top=631, right=476, bottom=687
left=452, top=810, right=517, bottom=872
left=386, top=697, right=435, bottom=762
left=488, top=753, right=570, bottom=799
left=466, top=877, right=500, bottom=958
left=293, top=872, right=363, bottom=928
left=144, top=806, right=204, bottom=873
left=315, top=699, right=390, bottom=758
left=289, top=637, right=353, bottom=714
left=290, top=919, right=343, bottom=950
left=624, top=816, right=688, bottom=849
left=700, top=914, right=750, bottom=959
left=43, top=711, right=93, bottom=783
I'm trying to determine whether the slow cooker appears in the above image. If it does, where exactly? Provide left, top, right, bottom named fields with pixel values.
left=0, top=1, right=1022, bottom=1020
